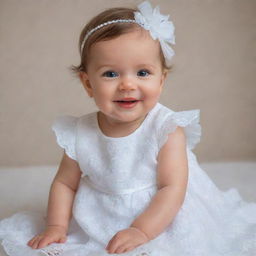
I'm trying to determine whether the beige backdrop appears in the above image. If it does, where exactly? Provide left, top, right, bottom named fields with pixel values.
left=0, top=0, right=255, bottom=166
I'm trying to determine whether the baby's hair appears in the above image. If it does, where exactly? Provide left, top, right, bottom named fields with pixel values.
left=70, top=5, right=173, bottom=77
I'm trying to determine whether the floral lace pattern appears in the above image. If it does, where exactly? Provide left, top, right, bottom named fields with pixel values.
left=1, top=103, right=256, bottom=255
left=40, top=246, right=64, bottom=256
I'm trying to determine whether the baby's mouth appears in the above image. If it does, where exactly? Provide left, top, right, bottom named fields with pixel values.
left=113, top=99, right=141, bottom=108
left=113, top=97, right=140, bottom=103
left=114, top=100, right=138, bottom=103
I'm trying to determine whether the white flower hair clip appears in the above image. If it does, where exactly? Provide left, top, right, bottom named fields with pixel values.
left=81, top=1, right=175, bottom=60
left=134, top=1, right=175, bottom=60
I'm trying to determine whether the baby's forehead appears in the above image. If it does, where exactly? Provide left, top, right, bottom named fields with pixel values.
left=89, top=30, right=161, bottom=67
left=94, top=27, right=157, bottom=47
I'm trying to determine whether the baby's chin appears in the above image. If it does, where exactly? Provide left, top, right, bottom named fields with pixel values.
left=101, top=110, right=146, bottom=125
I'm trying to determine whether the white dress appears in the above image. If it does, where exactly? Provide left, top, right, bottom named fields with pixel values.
left=0, top=102, right=255, bottom=256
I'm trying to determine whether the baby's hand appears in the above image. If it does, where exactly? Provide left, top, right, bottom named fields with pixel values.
left=27, top=225, right=67, bottom=249
left=106, top=227, right=149, bottom=254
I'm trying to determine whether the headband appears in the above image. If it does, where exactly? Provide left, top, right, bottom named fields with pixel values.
left=81, top=1, right=175, bottom=60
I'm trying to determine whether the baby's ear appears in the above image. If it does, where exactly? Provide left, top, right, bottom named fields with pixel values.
left=79, top=72, right=93, bottom=98
left=160, top=70, right=168, bottom=87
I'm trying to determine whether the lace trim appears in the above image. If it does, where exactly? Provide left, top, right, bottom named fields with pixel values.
left=51, top=115, right=78, bottom=161
left=40, top=245, right=64, bottom=256
left=158, top=109, right=201, bottom=150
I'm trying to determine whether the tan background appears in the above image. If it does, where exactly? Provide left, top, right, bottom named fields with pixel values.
left=0, top=0, right=255, bottom=166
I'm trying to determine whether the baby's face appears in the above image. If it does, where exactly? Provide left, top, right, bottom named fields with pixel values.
left=80, top=28, right=167, bottom=125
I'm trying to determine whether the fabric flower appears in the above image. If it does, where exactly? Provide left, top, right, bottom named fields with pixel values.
left=134, top=1, right=176, bottom=60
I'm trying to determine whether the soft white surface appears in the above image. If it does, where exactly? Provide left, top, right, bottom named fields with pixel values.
left=0, top=162, right=255, bottom=256
left=200, top=161, right=256, bottom=202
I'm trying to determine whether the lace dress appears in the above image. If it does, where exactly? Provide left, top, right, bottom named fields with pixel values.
left=0, top=102, right=255, bottom=256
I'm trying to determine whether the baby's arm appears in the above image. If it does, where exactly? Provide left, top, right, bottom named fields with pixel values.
left=130, top=126, right=188, bottom=240
left=27, top=151, right=82, bottom=249
left=106, top=127, right=188, bottom=254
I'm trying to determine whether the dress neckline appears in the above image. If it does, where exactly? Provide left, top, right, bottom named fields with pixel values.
left=94, top=102, right=161, bottom=140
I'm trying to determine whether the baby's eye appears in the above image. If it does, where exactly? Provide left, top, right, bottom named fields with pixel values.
left=137, top=69, right=151, bottom=77
left=102, top=71, right=118, bottom=78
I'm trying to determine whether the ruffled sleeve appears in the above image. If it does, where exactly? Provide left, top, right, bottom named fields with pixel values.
left=157, top=109, right=201, bottom=150
left=51, top=115, right=78, bottom=161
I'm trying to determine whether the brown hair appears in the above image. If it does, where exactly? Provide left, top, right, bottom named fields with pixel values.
left=69, top=6, right=173, bottom=76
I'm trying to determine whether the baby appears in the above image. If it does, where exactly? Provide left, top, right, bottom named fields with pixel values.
left=0, top=1, right=255, bottom=256
left=28, top=1, right=185, bottom=254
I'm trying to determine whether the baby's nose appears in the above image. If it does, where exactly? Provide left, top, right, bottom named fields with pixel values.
left=118, top=76, right=137, bottom=91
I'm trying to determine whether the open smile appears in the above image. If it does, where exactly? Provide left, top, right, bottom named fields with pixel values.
left=113, top=99, right=141, bottom=109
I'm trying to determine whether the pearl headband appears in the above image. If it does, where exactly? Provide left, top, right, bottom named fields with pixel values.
left=81, top=1, right=176, bottom=60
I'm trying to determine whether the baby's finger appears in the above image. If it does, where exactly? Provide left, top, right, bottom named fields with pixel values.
left=115, top=243, right=129, bottom=254
left=106, top=236, right=115, bottom=250
left=31, top=236, right=43, bottom=249
left=37, top=236, right=54, bottom=249
left=27, top=236, right=38, bottom=246
left=107, top=238, right=120, bottom=254
left=110, top=239, right=129, bottom=254
left=124, top=246, right=135, bottom=253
